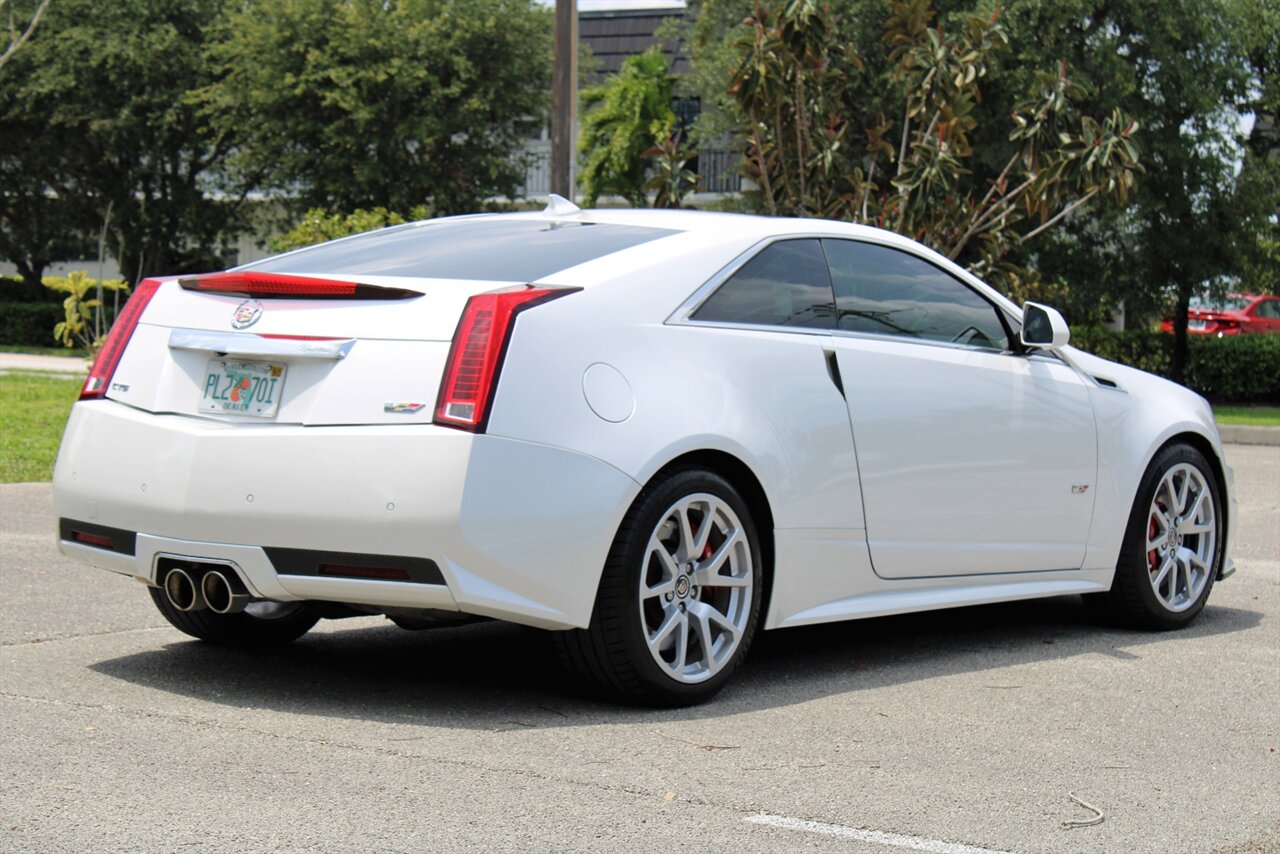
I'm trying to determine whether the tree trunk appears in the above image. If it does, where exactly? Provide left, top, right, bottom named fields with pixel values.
left=13, top=259, right=46, bottom=299
left=1170, top=285, right=1191, bottom=384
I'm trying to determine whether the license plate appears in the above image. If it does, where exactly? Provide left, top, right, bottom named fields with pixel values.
left=1188, top=319, right=1207, bottom=330
left=200, top=359, right=286, bottom=418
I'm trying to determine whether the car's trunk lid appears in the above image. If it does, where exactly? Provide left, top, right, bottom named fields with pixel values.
left=105, top=275, right=512, bottom=426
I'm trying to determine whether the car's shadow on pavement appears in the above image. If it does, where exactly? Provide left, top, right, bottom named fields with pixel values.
left=90, top=595, right=1262, bottom=727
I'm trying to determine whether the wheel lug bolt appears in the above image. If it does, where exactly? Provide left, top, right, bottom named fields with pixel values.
left=665, top=593, right=673, bottom=602
left=679, top=602, right=686, bottom=613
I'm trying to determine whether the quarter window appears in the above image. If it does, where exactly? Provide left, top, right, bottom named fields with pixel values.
left=692, top=239, right=834, bottom=329
left=822, top=239, right=1010, bottom=350
left=1256, top=298, right=1280, bottom=320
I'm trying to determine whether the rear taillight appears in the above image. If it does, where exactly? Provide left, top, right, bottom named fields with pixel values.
left=178, top=271, right=418, bottom=300
left=434, top=287, right=578, bottom=432
left=80, top=278, right=164, bottom=400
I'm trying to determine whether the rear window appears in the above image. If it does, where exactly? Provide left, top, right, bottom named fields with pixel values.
left=1189, top=295, right=1249, bottom=312
left=242, top=218, right=678, bottom=282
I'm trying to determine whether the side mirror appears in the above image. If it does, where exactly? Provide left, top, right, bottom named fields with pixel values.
left=1021, top=302, right=1070, bottom=351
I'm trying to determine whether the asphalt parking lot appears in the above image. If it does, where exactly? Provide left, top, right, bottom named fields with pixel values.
left=1, top=444, right=1276, bottom=854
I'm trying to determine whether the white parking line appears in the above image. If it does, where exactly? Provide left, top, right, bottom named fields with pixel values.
left=745, top=813, right=1014, bottom=854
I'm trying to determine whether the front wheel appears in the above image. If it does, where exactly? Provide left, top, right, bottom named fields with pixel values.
left=148, top=586, right=319, bottom=647
left=1086, top=443, right=1223, bottom=630
left=555, top=467, right=764, bottom=706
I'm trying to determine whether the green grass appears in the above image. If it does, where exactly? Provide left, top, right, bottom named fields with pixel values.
left=0, top=372, right=83, bottom=483
left=1213, top=405, right=1280, bottom=427
left=1, top=345, right=89, bottom=357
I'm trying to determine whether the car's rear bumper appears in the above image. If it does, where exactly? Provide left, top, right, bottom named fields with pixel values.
left=53, top=399, right=640, bottom=629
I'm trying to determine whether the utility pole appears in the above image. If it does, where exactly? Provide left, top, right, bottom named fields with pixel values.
left=550, top=0, right=577, bottom=199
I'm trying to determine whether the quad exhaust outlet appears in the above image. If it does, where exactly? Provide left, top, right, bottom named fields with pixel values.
left=162, top=567, right=204, bottom=612
left=201, top=569, right=252, bottom=615
left=162, top=566, right=253, bottom=615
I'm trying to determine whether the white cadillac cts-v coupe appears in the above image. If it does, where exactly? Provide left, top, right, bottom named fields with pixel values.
left=54, top=201, right=1235, bottom=705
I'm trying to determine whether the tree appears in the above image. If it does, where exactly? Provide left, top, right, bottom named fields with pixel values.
left=993, top=0, right=1271, bottom=380
left=200, top=0, right=552, bottom=217
left=727, top=0, right=1140, bottom=295
left=578, top=47, right=677, bottom=207
left=269, top=206, right=431, bottom=253
left=0, top=0, right=50, bottom=68
left=0, top=0, right=249, bottom=285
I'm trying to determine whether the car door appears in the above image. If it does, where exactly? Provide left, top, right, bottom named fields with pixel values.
left=822, top=238, right=1098, bottom=579
left=1250, top=297, right=1280, bottom=333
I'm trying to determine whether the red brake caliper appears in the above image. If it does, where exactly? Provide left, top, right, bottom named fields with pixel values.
left=1147, top=506, right=1161, bottom=573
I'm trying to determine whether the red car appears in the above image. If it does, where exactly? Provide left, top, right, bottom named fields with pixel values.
left=1161, top=294, right=1280, bottom=335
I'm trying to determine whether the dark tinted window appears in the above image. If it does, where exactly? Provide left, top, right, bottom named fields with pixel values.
left=243, top=219, right=678, bottom=281
left=1255, top=298, right=1279, bottom=319
left=822, top=240, right=1009, bottom=350
left=692, top=239, right=834, bottom=329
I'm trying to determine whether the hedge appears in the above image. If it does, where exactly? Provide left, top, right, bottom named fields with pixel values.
left=1, top=273, right=129, bottom=349
left=1071, top=326, right=1280, bottom=404
left=1, top=275, right=64, bottom=304
left=0, top=302, right=66, bottom=347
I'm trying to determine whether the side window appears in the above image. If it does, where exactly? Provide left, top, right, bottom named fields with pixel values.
left=1256, top=299, right=1280, bottom=320
left=822, top=239, right=1010, bottom=351
left=692, top=239, right=834, bottom=329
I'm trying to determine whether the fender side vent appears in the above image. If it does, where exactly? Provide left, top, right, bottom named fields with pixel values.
left=1092, top=375, right=1120, bottom=389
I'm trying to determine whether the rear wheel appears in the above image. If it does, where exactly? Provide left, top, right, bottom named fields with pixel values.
left=555, top=467, right=764, bottom=706
left=1087, top=443, right=1222, bottom=630
left=148, top=586, right=319, bottom=647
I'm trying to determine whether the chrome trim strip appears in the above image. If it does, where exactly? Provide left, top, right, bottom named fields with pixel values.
left=168, top=328, right=355, bottom=360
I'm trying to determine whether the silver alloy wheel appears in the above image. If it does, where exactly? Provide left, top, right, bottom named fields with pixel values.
left=638, top=493, right=753, bottom=684
left=1145, top=462, right=1216, bottom=613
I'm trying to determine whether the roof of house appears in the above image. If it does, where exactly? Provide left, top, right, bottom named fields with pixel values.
left=579, top=4, right=688, bottom=80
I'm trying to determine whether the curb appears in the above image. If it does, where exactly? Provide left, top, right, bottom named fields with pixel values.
left=0, top=353, right=90, bottom=375
left=1219, top=425, right=1280, bottom=446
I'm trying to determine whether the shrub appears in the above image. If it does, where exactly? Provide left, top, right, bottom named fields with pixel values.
left=1, top=275, right=63, bottom=305
left=1072, top=326, right=1280, bottom=403
left=269, top=207, right=431, bottom=254
left=1186, top=335, right=1280, bottom=403
left=0, top=302, right=66, bottom=346
left=0, top=272, right=128, bottom=348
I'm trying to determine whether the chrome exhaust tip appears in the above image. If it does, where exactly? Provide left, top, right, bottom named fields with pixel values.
left=163, top=568, right=204, bottom=612
left=201, top=569, right=251, bottom=615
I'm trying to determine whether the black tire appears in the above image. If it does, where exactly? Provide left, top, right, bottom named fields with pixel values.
left=148, top=586, right=319, bottom=647
left=554, top=467, right=764, bottom=707
left=1085, top=442, right=1223, bottom=630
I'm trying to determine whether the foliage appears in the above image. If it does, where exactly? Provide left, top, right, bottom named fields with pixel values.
left=0, top=302, right=64, bottom=346
left=50, top=271, right=127, bottom=352
left=0, top=0, right=247, bottom=286
left=200, top=0, right=552, bottom=217
left=726, top=0, right=1141, bottom=297
left=578, top=47, right=677, bottom=207
left=1, top=274, right=63, bottom=304
left=0, top=0, right=50, bottom=68
left=1185, top=334, right=1280, bottom=403
left=269, top=207, right=432, bottom=254
left=645, top=133, right=703, bottom=209
left=0, top=372, right=84, bottom=483
left=993, top=0, right=1273, bottom=380
left=1070, top=327, right=1280, bottom=403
